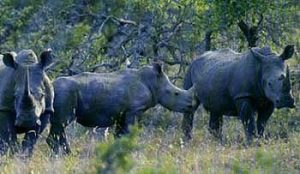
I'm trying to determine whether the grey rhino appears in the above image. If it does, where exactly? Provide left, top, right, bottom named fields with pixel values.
left=182, top=45, right=295, bottom=141
left=0, top=49, right=54, bottom=155
left=47, top=63, right=196, bottom=154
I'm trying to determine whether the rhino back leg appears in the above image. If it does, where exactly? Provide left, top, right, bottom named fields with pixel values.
left=257, top=103, right=274, bottom=137
left=208, top=112, right=223, bottom=139
left=235, top=98, right=256, bottom=142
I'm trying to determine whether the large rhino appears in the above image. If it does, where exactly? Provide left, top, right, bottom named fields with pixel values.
left=0, top=49, right=54, bottom=155
left=47, top=63, right=196, bottom=154
left=182, top=45, right=295, bottom=141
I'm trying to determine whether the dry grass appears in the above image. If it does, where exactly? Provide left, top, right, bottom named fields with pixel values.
left=0, top=107, right=300, bottom=174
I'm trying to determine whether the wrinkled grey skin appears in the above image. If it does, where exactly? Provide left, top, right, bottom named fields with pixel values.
left=47, top=63, right=196, bottom=154
left=182, top=45, right=295, bottom=142
left=0, top=49, right=54, bottom=156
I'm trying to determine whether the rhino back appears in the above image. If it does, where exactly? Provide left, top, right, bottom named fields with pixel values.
left=76, top=72, right=130, bottom=117
left=55, top=70, right=152, bottom=127
left=191, top=49, right=262, bottom=115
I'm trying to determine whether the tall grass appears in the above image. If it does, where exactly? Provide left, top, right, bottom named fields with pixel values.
left=0, top=106, right=299, bottom=173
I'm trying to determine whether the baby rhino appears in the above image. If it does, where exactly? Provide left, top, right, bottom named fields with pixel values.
left=47, top=63, right=195, bottom=154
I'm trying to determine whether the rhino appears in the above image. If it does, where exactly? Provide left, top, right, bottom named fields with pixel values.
left=182, top=45, right=295, bottom=141
left=47, top=63, right=196, bottom=154
left=0, top=49, right=54, bottom=155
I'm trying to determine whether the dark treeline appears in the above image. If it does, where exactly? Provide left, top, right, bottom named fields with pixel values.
left=0, top=0, right=299, bottom=80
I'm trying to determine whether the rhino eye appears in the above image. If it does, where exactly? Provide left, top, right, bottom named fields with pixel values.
left=175, top=92, right=179, bottom=96
left=278, top=74, right=285, bottom=81
left=34, top=92, right=45, bottom=99
left=268, top=82, right=272, bottom=87
left=39, top=93, right=45, bottom=98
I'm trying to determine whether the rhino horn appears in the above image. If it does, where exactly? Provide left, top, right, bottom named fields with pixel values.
left=25, top=67, right=31, bottom=96
left=282, top=66, right=291, bottom=92
left=22, top=67, right=34, bottom=107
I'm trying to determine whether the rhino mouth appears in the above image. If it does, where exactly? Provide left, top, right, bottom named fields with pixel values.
left=275, top=96, right=295, bottom=109
left=15, top=116, right=39, bottom=128
left=183, top=104, right=195, bottom=112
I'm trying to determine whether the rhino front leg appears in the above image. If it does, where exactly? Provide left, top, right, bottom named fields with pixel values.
left=181, top=99, right=199, bottom=142
left=46, top=123, right=70, bottom=155
left=39, top=112, right=51, bottom=135
left=22, top=130, right=37, bottom=156
left=115, top=111, right=137, bottom=137
left=181, top=112, right=194, bottom=142
left=236, top=98, right=256, bottom=142
left=59, top=128, right=71, bottom=155
left=0, top=113, right=17, bottom=155
left=257, top=103, right=274, bottom=138
left=208, top=112, right=223, bottom=139
left=46, top=124, right=60, bottom=154
left=22, top=113, right=51, bottom=156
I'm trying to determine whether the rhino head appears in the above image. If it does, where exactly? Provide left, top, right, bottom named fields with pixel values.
left=143, top=63, right=196, bottom=113
left=251, top=45, right=295, bottom=109
left=2, top=49, right=53, bottom=128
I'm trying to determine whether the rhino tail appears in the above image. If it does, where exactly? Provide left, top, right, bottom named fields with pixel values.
left=183, top=65, right=193, bottom=90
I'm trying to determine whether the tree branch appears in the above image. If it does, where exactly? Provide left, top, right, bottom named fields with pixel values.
left=161, top=59, right=189, bottom=66
left=238, top=15, right=263, bottom=48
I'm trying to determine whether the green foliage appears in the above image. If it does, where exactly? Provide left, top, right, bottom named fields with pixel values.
left=232, top=160, right=250, bottom=174
left=67, top=23, right=91, bottom=48
left=1, top=0, right=299, bottom=76
left=92, top=126, right=139, bottom=174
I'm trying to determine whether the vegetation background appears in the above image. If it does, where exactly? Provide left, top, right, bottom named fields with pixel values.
left=0, top=0, right=300, bottom=173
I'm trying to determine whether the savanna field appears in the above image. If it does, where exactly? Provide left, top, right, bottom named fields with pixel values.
left=0, top=0, right=300, bottom=173
left=1, top=106, right=300, bottom=173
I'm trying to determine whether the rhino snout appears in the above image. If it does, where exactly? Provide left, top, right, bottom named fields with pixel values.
left=183, top=95, right=197, bottom=112
left=275, top=96, right=295, bottom=109
left=15, top=114, right=38, bottom=128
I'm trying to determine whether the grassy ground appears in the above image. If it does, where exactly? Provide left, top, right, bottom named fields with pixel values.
left=0, top=106, right=300, bottom=174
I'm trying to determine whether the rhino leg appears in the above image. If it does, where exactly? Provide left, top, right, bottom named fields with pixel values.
left=114, top=114, right=126, bottom=137
left=59, top=128, right=71, bottom=155
left=21, top=113, right=50, bottom=156
left=39, top=112, right=51, bottom=134
left=114, top=111, right=137, bottom=137
left=257, top=103, right=274, bottom=138
left=21, top=130, right=37, bottom=156
left=46, top=123, right=70, bottom=155
left=236, top=98, right=256, bottom=142
left=47, top=88, right=75, bottom=155
left=208, top=112, right=223, bottom=139
left=181, top=112, right=194, bottom=142
left=46, top=124, right=60, bottom=154
left=0, top=112, right=17, bottom=155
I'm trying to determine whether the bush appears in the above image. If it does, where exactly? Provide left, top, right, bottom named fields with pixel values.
left=91, top=126, right=139, bottom=174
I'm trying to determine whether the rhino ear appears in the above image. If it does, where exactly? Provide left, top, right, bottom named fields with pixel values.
left=250, top=48, right=267, bottom=61
left=152, top=62, right=163, bottom=74
left=280, top=45, right=294, bottom=61
left=3, top=52, right=17, bottom=69
left=39, top=48, right=53, bottom=69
